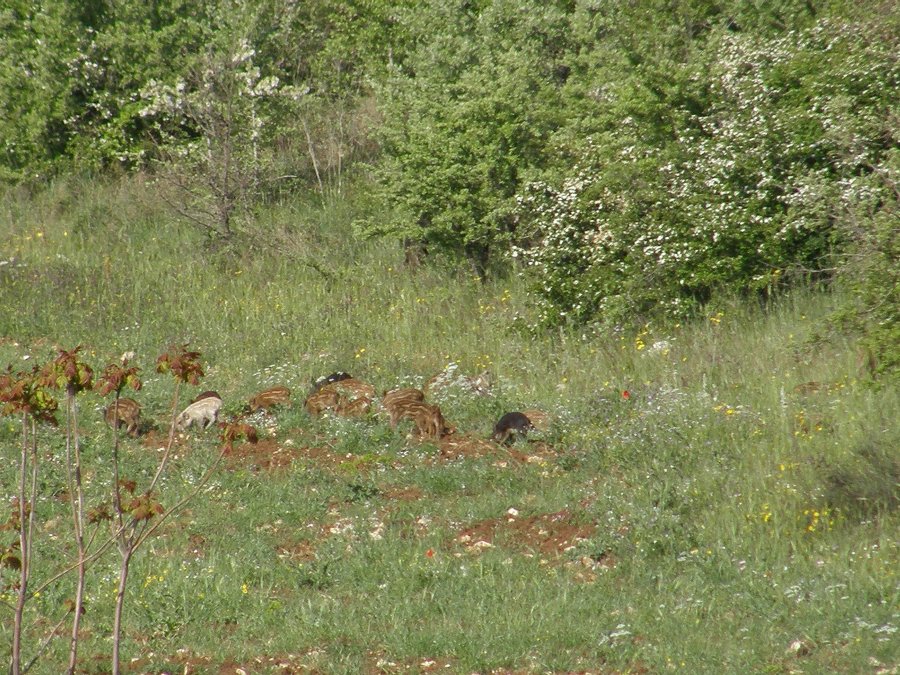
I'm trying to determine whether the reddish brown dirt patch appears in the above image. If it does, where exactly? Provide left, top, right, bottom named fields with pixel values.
left=381, top=485, right=424, bottom=501
left=296, top=445, right=390, bottom=472
left=139, top=428, right=177, bottom=449
left=132, top=649, right=328, bottom=675
left=455, top=509, right=596, bottom=557
left=275, top=538, right=317, bottom=563
left=223, top=438, right=301, bottom=471
left=506, top=440, right=560, bottom=465
left=365, top=651, right=456, bottom=674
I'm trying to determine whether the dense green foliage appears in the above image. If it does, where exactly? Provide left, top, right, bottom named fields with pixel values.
left=514, top=10, right=898, bottom=326
left=369, top=0, right=573, bottom=275
left=0, top=0, right=897, bottom=373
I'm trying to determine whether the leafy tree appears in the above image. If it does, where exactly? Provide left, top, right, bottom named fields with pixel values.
left=0, top=0, right=81, bottom=179
left=0, top=0, right=215, bottom=179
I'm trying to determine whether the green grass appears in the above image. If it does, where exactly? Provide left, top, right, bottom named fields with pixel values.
left=0, top=176, right=897, bottom=673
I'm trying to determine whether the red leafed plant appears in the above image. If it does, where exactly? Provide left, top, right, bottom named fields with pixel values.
left=0, top=365, right=58, bottom=675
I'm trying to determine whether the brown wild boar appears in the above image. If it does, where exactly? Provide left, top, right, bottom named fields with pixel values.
left=382, top=387, right=425, bottom=409
left=304, top=378, right=375, bottom=417
left=857, top=346, right=878, bottom=380
left=248, top=385, right=291, bottom=412
left=331, top=378, right=376, bottom=400
left=492, top=411, right=535, bottom=445
left=392, top=402, right=452, bottom=441
left=176, top=396, right=222, bottom=432
left=381, top=387, right=426, bottom=427
left=104, top=398, right=142, bottom=437
left=304, top=387, right=339, bottom=415
left=792, top=382, right=823, bottom=396
left=335, top=396, right=373, bottom=417
left=222, top=421, right=259, bottom=444
left=413, top=403, right=452, bottom=440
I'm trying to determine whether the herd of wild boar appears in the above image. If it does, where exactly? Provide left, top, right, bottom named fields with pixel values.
left=103, top=366, right=550, bottom=447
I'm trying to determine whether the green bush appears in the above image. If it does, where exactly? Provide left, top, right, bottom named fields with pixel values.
left=369, top=0, right=571, bottom=277
left=513, top=14, right=899, bottom=328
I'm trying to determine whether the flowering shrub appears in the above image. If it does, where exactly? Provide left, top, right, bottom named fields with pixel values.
left=513, top=17, right=899, bottom=328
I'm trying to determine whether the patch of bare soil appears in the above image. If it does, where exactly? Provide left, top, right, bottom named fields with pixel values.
left=454, top=508, right=596, bottom=557
left=124, top=649, right=646, bottom=675
left=364, top=651, right=643, bottom=675
left=380, top=485, right=424, bottom=501
left=139, top=428, right=180, bottom=450
left=224, top=439, right=393, bottom=474
left=451, top=506, right=616, bottom=582
left=126, top=648, right=329, bottom=674
left=138, top=427, right=220, bottom=456
left=365, top=651, right=456, bottom=674
left=275, top=538, right=317, bottom=563
left=223, top=439, right=301, bottom=472
left=478, top=670, right=639, bottom=675
left=504, top=440, right=560, bottom=466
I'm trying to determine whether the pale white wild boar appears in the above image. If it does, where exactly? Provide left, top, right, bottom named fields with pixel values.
left=176, top=396, right=222, bottom=431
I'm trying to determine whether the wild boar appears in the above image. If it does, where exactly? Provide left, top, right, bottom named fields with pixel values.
left=104, top=398, right=142, bottom=437
left=248, top=385, right=291, bottom=412
left=381, top=387, right=426, bottom=427
left=305, top=378, right=375, bottom=417
left=492, top=411, right=535, bottom=445
left=176, top=396, right=222, bottom=432
left=309, top=371, right=353, bottom=394
left=222, top=421, right=259, bottom=444
left=304, top=387, right=339, bottom=415
left=392, top=401, right=452, bottom=441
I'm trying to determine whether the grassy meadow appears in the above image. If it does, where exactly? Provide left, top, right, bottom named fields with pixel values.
left=0, top=177, right=897, bottom=673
